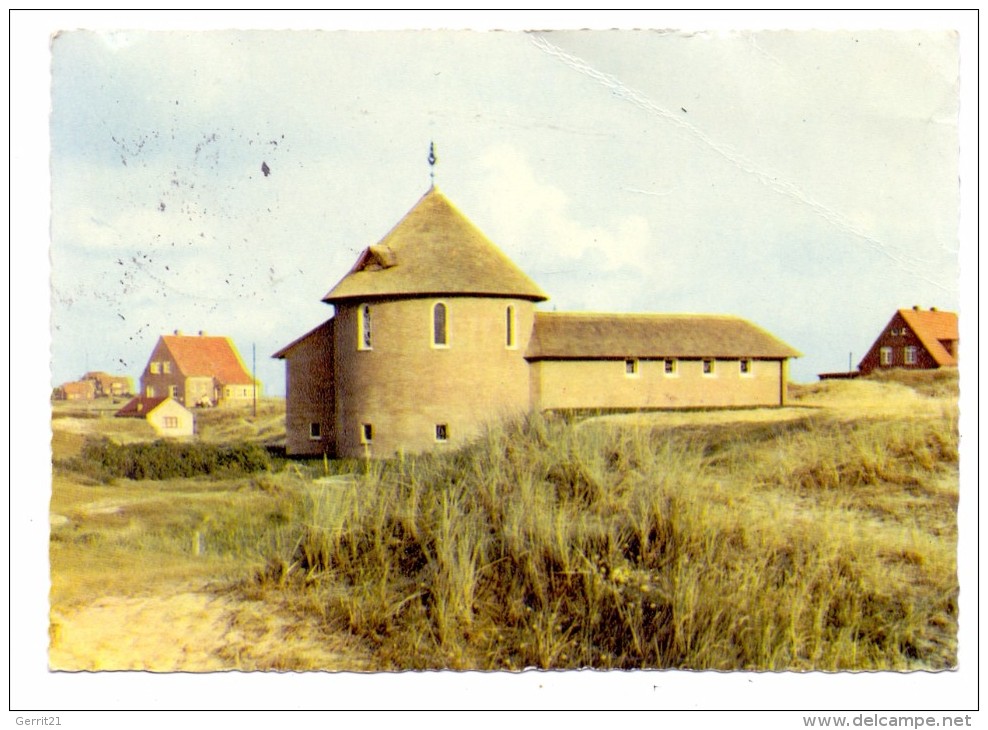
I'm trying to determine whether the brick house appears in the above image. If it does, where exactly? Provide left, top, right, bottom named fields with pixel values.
left=857, top=307, right=958, bottom=375
left=53, top=380, right=96, bottom=401
left=83, top=371, right=134, bottom=398
left=275, top=186, right=799, bottom=457
left=140, top=331, right=261, bottom=408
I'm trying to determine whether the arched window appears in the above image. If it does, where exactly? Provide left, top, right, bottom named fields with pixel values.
left=433, top=302, right=448, bottom=347
left=505, top=305, right=515, bottom=348
left=358, top=304, right=372, bottom=350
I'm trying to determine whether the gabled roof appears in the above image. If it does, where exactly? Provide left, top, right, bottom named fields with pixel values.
left=159, top=335, right=255, bottom=385
left=115, top=396, right=170, bottom=418
left=526, top=312, right=801, bottom=360
left=273, top=318, right=334, bottom=359
left=898, top=308, right=958, bottom=366
left=322, top=187, right=548, bottom=303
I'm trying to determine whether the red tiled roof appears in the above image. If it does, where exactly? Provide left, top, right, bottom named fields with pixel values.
left=899, top=308, right=958, bottom=366
left=160, top=335, right=255, bottom=385
left=115, top=396, right=169, bottom=418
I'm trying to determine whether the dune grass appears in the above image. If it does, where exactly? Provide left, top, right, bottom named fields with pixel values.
left=50, top=375, right=959, bottom=671
left=249, top=401, right=958, bottom=671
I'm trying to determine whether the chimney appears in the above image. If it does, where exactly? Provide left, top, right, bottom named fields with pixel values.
left=930, top=307, right=937, bottom=312
left=913, top=306, right=920, bottom=311
left=174, top=329, right=183, bottom=336
left=199, top=330, right=207, bottom=336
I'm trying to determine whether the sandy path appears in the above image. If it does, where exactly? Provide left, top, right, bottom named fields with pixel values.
left=49, top=585, right=368, bottom=672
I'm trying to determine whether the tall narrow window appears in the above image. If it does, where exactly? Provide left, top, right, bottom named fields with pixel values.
left=740, top=359, right=752, bottom=376
left=505, top=306, right=516, bottom=348
left=433, top=302, right=448, bottom=347
left=435, top=424, right=449, bottom=442
left=358, top=304, right=372, bottom=350
left=361, top=423, right=373, bottom=443
left=664, top=358, right=678, bottom=376
left=904, top=346, right=917, bottom=365
left=625, top=359, right=639, bottom=377
left=309, top=423, right=321, bottom=440
left=703, top=359, right=715, bottom=376
left=880, top=347, right=892, bottom=366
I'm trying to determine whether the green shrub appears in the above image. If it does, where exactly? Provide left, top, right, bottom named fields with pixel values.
left=64, top=437, right=272, bottom=481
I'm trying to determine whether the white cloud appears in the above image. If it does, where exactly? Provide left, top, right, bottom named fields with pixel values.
left=478, top=144, right=655, bottom=272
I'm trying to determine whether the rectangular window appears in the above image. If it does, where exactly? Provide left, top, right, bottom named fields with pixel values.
left=149, top=362, right=160, bottom=374
left=358, top=304, right=372, bottom=350
left=740, top=359, right=752, bottom=376
left=168, top=385, right=177, bottom=398
left=703, top=359, right=715, bottom=376
left=904, top=346, right=917, bottom=365
left=163, top=416, right=178, bottom=429
left=880, top=347, right=892, bottom=366
left=146, top=385, right=155, bottom=397
left=309, top=423, right=321, bottom=440
left=435, top=424, right=448, bottom=442
left=505, top=306, right=516, bottom=348
left=361, top=423, right=373, bottom=443
left=664, top=358, right=677, bottom=376
left=162, top=361, right=171, bottom=374
left=625, top=359, right=639, bottom=376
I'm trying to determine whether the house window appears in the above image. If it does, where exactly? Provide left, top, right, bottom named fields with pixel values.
left=309, top=423, right=321, bottom=440
left=146, top=385, right=155, bottom=397
left=664, top=358, right=677, bottom=376
left=703, top=359, right=715, bottom=376
left=149, top=362, right=160, bottom=374
left=163, top=416, right=178, bottom=429
left=162, top=361, right=171, bottom=374
left=880, top=347, right=892, bottom=366
left=435, top=424, right=449, bottom=442
left=505, top=306, right=516, bottom=348
left=625, top=359, right=639, bottom=377
left=740, top=359, right=752, bottom=376
left=361, top=423, right=373, bottom=443
left=904, top=346, right=917, bottom=365
left=433, top=302, right=448, bottom=347
left=168, top=385, right=178, bottom=398
left=358, top=304, right=372, bottom=350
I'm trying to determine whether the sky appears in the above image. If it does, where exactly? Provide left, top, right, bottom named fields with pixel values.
left=10, top=10, right=979, bottom=716
left=43, top=15, right=965, bottom=394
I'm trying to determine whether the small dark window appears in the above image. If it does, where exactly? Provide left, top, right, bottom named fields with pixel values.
left=433, top=303, right=448, bottom=346
left=310, top=423, right=321, bottom=440
left=359, top=304, right=372, bottom=350
left=361, top=423, right=373, bottom=443
left=625, top=359, right=638, bottom=375
left=664, top=358, right=677, bottom=375
left=435, top=424, right=448, bottom=442
left=740, top=359, right=751, bottom=374
left=703, top=359, right=715, bottom=375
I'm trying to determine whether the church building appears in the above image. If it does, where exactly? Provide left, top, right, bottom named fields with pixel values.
left=275, top=186, right=799, bottom=457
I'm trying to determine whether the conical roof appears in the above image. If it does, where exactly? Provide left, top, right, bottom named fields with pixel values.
left=322, top=187, right=548, bottom=303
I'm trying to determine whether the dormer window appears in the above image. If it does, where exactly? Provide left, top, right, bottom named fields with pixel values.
left=433, top=302, right=449, bottom=347
left=358, top=304, right=372, bottom=350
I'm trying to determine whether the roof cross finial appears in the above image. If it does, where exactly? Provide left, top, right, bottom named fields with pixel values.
left=428, top=141, right=437, bottom=187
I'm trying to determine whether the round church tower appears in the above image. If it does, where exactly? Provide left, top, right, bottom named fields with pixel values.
left=322, top=187, right=548, bottom=457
